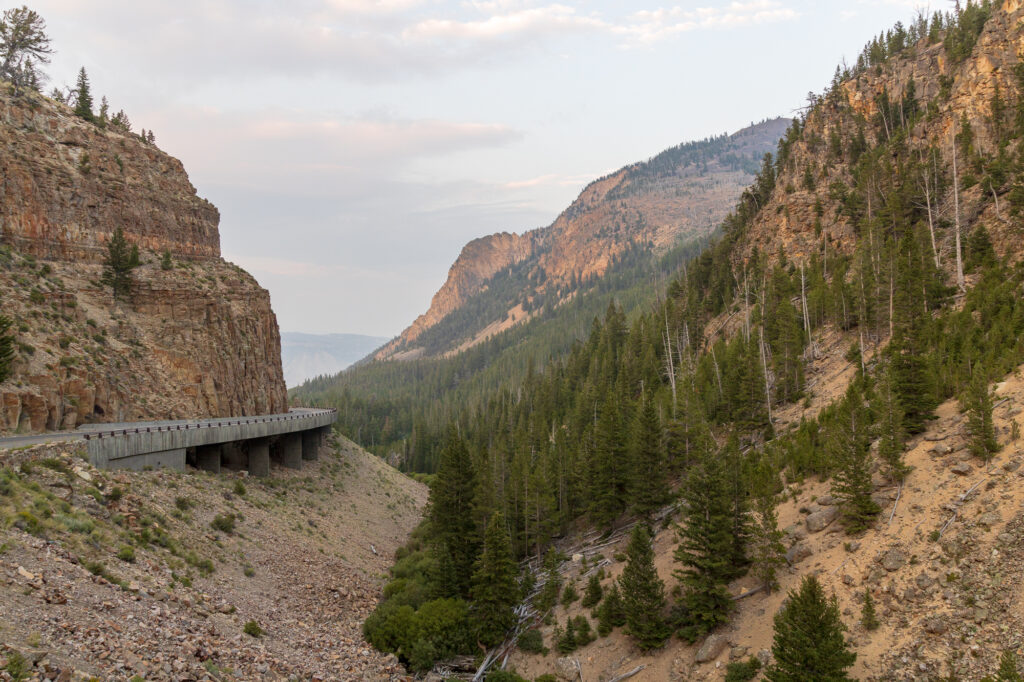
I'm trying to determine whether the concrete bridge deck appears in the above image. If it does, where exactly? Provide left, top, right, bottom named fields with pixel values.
left=0, top=408, right=337, bottom=476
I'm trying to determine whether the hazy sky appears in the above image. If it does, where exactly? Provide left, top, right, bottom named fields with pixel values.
left=31, top=0, right=924, bottom=336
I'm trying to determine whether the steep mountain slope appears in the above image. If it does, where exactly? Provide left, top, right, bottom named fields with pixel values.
left=280, top=332, right=388, bottom=387
left=0, top=432, right=427, bottom=680
left=360, top=2, right=1024, bottom=679
left=376, top=119, right=790, bottom=360
left=0, top=86, right=287, bottom=432
left=506, top=359, right=1024, bottom=681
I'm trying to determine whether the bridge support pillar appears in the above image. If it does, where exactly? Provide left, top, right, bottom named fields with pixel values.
left=248, top=440, right=270, bottom=478
left=281, top=433, right=303, bottom=469
left=302, top=430, right=319, bottom=461
left=319, top=426, right=331, bottom=450
left=222, top=442, right=247, bottom=470
left=196, top=445, right=221, bottom=473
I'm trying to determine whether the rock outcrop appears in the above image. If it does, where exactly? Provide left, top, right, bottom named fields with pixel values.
left=0, top=86, right=287, bottom=432
left=377, top=118, right=791, bottom=360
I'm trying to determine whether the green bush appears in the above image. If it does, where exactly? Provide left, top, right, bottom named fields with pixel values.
left=232, top=481, right=247, bottom=496
left=517, top=628, right=547, bottom=655
left=363, top=598, right=473, bottom=673
left=724, top=656, right=762, bottom=682
left=243, top=620, right=263, bottom=637
left=117, top=545, right=136, bottom=563
left=210, top=513, right=236, bottom=534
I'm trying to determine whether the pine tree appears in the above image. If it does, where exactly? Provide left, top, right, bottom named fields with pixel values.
left=429, top=425, right=479, bottom=597
left=674, top=443, right=736, bottom=641
left=983, top=650, right=1023, bottom=682
left=964, top=366, right=999, bottom=460
left=471, top=512, right=520, bottom=647
left=860, top=589, right=879, bottom=631
left=590, top=393, right=627, bottom=528
left=581, top=573, right=603, bottom=609
left=596, top=583, right=626, bottom=636
left=0, top=315, right=16, bottom=382
left=98, top=95, right=109, bottom=127
left=749, top=491, right=786, bottom=594
left=874, top=362, right=909, bottom=482
left=73, top=67, right=94, bottom=122
left=618, top=525, right=669, bottom=650
left=828, top=385, right=880, bottom=533
left=765, top=575, right=856, bottom=682
left=629, top=396, right=669, bottom=521
left=101, top=227, right=140, bottom=300
left=534, top=547, right=562, bottom=613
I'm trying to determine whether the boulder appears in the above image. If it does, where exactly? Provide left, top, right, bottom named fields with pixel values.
left=729, top=646, right=749, bottom=661
left=806, top=506, right=839, bottom=533
left=915, top=573, right=935, bottom=590
left=757, top=649, right=772, bottom=666
left=786, top=543, right=813, bottom=565
left=950, top=462, right=972, bottom=475
left=816, top=494, right=837, bottom=506
left=555, top=657, right=578, bottom=681
left=695, top=633, right=730, bottom=663
left=880, top=548, right=906, bottom=572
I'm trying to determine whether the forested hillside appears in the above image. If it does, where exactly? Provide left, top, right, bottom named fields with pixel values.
left=356, top=1, right=1024, bottom=678
left=293, top=121, right=789, bottom=466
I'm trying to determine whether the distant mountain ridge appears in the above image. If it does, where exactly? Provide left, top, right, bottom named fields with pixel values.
left=375, top=118, right=792, bottom=361
left=282, top=332, right=388, bottom=387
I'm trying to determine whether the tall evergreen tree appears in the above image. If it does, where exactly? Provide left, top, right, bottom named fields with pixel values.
left=596, top=583, right=626, bottom=636
left=0, top=315, right=15, bottom=382
left=674, top=445, right=735, bottom=641
left=101, top=227, right=140, bottom=300
left=964, top=365, right=1000, bottom=460
left=0, top=6, right=53, bottom=94
left=828, top=384, right=880, bottom=533
left=749, top=491, right=786, bottom=594
left=470, top=512, right=519, bottom=647
left=73, top=66, right=94, bottom=121
left=618, top=525, right=669, bottom=650
left=629, top=395, right=669, bottom=521
left=765, top=575, right=856, bottom=682
left=590, top=392, right=627, bottom=528
left=429, top=425, right=479, bottom=597
left=874, top=361, right=909, bottom=482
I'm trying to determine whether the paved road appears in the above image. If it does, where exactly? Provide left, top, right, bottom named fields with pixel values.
left=0, top=408, right=326, bottom=451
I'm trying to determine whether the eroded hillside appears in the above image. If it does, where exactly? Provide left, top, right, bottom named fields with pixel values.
left=0, top=85, right=287, bottom=432
left=0, top=432, right=427, bottom=681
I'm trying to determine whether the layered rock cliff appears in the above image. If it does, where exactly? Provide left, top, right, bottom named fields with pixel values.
left=377, top=118, right=791, bottom=360
left=0, top=86, right=287, bottom=432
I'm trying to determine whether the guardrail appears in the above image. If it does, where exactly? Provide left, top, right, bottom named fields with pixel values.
left=81, top=408, right=337, bottom=441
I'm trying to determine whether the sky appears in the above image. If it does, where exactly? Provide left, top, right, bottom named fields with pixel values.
left=30, top=0, right=927, bottom=337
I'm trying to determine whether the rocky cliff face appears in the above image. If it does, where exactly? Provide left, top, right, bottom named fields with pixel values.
left=376, top=231, right=540, bottom=358
left=0, top=87, right=287, bottom=433
left=378, top=118, right=790, bottom=360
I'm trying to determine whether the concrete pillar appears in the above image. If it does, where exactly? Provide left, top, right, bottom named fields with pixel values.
left=281, top=432, right=303, bottom=469
left=248, top=440, right=270, bottom=478
left=301, top=430, right=319, bottom=461
left=196, top=445, right=222, bottom=473
left=222, top=442, right=247, bottom=470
